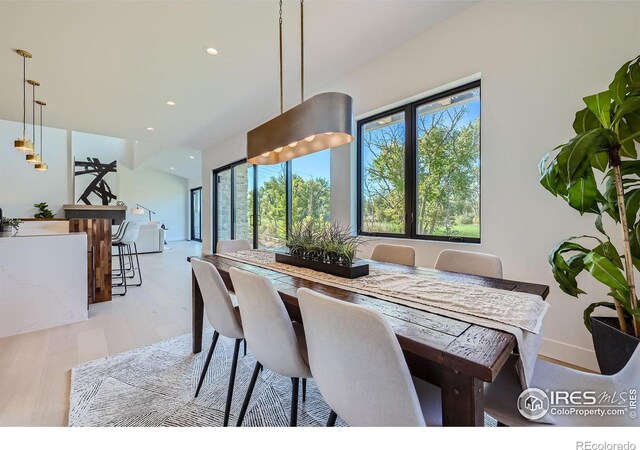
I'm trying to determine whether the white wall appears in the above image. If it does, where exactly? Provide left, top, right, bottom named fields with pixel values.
left=119, top=166, right=189, bottom=241
left=0, top=119, right=70, bottom=218
left=200, top=1, right=640, bottom=370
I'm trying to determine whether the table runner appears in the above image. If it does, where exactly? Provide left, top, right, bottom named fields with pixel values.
left=216, top=250, right=549, bottom=392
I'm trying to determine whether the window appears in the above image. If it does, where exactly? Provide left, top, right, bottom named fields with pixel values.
left=360, top=110, right=406, bottom=234
left=190, top=187, right=202, bottom=241
left=257, top=162, right=287, bottom=249
left=291, top=151, right=331, bottom=228
left=213, top=152, right=331, bottom=251
left=358, top=81, right=480, bottom=243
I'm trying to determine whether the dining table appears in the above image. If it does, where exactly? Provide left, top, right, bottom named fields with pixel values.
left=188, top=253, right=549, bottom=427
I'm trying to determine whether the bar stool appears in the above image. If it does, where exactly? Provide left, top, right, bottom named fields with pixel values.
left=113, top=221, right=142, bottom=296
left=112, top=220, right=132, bottom=274
left=229, top=267, right=311, bottom=427
left=191, top=259, right=245, bottom=427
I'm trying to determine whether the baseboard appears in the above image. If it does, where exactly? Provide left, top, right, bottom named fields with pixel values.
left=539, top=337, right=599, bottom=372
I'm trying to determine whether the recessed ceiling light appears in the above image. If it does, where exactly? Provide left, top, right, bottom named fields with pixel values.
left=189, top=155, right=195, bottom=160
left=170, top=166, right=175, bottom=170
left=146, top=127, right=155, bottom=131
left=204, top=46, right=218, bottom=56
left=165, top=100, right=176, bottom=106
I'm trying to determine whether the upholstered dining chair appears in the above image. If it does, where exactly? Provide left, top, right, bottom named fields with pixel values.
left=229, top=267, right=311, bottom=427
left=191, top=259, right=245, bottom=427
left=434, top=249, right=503, bottom=279
left=370, top=243, right=416, bottom=266
left=484, top=345, right=640, bottom=426
left=217, top=239, right=252, bottom=253
left=297, top=287, right=442, bottom=427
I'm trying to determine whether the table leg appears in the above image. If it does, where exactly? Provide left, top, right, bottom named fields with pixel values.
left=440, top=367, right=484, bottom=426
left=192, top=269, right=204, bottom=353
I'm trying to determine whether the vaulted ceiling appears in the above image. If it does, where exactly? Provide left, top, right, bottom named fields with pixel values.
left=0, top=0, right=473, bottom=163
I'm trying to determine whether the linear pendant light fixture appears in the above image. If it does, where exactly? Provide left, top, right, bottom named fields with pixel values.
left=34, top=101, right=48, bottom=172
left=14, top=49, right=34, bottom=153
left=247, top=0, right=353, bottom=165
left=26, top=80, right=42, bottom=164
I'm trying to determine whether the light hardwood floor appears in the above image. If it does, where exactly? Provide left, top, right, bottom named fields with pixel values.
left=0, top=240, right=203, bottom=426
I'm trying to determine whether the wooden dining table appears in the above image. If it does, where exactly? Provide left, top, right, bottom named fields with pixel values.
left=188, top=253, right=549, bottom=427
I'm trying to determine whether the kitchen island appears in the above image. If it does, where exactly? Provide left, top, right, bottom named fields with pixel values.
left=0, top=233, right=88, bottom=338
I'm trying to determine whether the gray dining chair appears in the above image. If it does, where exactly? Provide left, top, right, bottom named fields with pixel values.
left=434, top=249, right=503, bottom=278
left=370, top=243, right=416, bottom=266
left=229, top=267, right=311, bottom=427
left=297, top=287, right=442, bottom=427
left=191, top=259, right=245, bottom=427
left=484, top=345, right=640, bottom=426
left=217, top=239, right=252, bottom=253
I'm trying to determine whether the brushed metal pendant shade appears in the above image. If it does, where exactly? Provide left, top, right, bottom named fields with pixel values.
left=248, top=1, right=353, bottom=165
left=247, top=92, right=353, bottom=165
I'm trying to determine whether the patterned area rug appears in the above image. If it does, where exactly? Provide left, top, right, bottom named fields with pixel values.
left=69, top=330, right=496, bottom=427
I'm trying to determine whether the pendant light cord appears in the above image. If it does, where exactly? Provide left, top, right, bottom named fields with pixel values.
left=279, top=0, right=283, bottom=114
left=40, top=103, right=44, bottom=160
left=300, top=0, right=304, bottom=103
left=32, top=83, right=36, bottom=145
left=22, top=56, right=26, bottom=138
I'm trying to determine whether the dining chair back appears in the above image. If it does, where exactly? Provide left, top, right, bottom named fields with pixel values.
left=190, top=259, right=245, bottom=426
left=297, top=287, right=426, bottom=426
left=229, top=267, right=310, bottom=378
left=370, top=243, right=416, bottom=266
left=435, top=249, right=503, bottom=278
left=217, top=239, right=252, bottom=253
left=191, top=259, right=244, bottom=340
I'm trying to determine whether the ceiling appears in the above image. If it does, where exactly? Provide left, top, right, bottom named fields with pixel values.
left=0, top=0, right=473, bottom=164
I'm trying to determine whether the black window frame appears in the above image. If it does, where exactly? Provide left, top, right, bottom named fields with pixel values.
left=190, top=186, right=202, bottom=242
left=357, top=80, right=481, bottom=244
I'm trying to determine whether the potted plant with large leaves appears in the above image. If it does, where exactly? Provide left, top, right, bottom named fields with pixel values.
left=540, top=54, right=640, bottom=375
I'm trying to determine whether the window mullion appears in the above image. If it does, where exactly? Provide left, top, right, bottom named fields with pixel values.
left=405, top=104, right=415, bottom=239
left=286, top=161, right=292, bottom=240
left=252, top=165, right=258, bottom=249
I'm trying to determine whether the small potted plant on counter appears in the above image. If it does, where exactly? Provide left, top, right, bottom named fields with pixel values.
left=33, top=202, right=55, bottom=219
left=0, top=218, right=22, bottom=237
left=539, top=54, right=640, bottom=374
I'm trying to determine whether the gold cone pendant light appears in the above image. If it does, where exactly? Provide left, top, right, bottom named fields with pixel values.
left=14, top=50, right=34, bottom=153
left=26, top=80, right=41, bottom=164
left=247, top=0, right=353, bottom=165
left=34, top=101, right=48, bottom=172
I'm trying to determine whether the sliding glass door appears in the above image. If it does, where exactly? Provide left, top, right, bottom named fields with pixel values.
left=190, top=187, right=202, bottom=242
left=213, top=161, right=256, bottom=251
left=212, top=154, right=331, bottom=252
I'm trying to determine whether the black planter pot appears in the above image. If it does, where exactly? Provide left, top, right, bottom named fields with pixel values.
left=275, top=252, right=369, bottom=279
left=591, top=316, right=640, bottom=375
